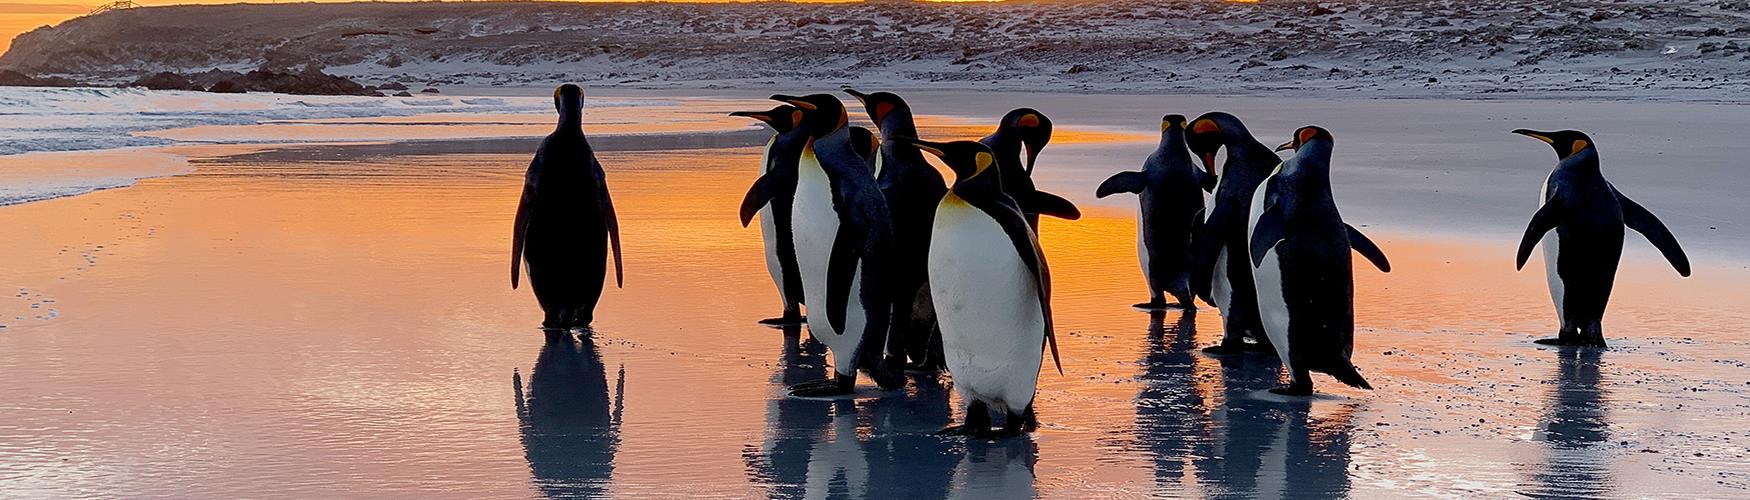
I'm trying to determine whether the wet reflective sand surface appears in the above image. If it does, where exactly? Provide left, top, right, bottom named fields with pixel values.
left=1, top=92, right=1747, bottom=497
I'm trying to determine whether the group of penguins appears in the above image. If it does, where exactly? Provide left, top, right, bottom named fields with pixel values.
left=511, top=84, right=1693, bottom=439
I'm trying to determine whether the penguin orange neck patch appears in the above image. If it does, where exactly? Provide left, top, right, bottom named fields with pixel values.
left=1017, top=114, right=1039, bottom=128
left=874, top=102, right=894, bottom=123
left=1192, top=119, right=1220, bottom=135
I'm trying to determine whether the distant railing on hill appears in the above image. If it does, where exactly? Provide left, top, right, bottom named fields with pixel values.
left=88, top=1, right=141, bottom=16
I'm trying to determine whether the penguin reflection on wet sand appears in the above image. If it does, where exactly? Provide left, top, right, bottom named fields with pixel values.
left=1524, top=347, right=1614, bottom=498
left=1097, top=114, right=1217, bottom=310
left=730, top=105, right=808, bottom=326
left=743, top=93, right=903, bottom=396
left=513, top=331, right=624, bottom=497
left=980, top=108, right=1081, bottom=231
left=844, top=88, right=950, bottom=371
left=1511, top=129, right=1690, bottom=348
left=511, top=84, right=624, bottom=331
left=1247, top=126, right=1390, bottom=396
left=905, top=138, right=1061, bottom=438
left=1186, top=112, right=1276, bottom=355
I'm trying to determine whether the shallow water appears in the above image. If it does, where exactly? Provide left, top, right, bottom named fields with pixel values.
left=1, top=92, right=1748, bottom=498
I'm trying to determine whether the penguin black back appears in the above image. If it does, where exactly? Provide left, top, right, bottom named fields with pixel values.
left=511, top=84, right=624, bottom=330
left=1096, top=114, right=1214, bottom=309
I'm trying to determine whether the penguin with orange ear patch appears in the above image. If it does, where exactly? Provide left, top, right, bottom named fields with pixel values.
left=1510, top=129, right=1689, bottom=348
left=980, top=108, right=1080, bottom=231
left=730, top=105, right=808, bottom=326
left=1246, top=126, right=1389, bottom=396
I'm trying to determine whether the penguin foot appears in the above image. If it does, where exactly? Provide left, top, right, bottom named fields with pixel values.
left=1268, top=384, right=1314, bottom=397
left=867, top=358, right=906, bottom=391
left=758, top=315, right=806, bottom=327
left=1132, top=300, right=1171, bottom=311
left=905, top=361, right=946, bottom=374
left=1200, top=343, right=1249, bottom=356
left=1243, top=339, right=1277, bottom=353
left=788, top=376, right=855, bottom=397
left=1533, top=337, right=1608, bottom=348
left=937, top=424, right=978, bottom=436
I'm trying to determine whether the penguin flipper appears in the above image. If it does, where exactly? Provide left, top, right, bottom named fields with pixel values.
left=1190, top=204, right=1231, bottom=304
left=1248, top=204, right=1286, bottom=268
left=738, top=174, right=777, bottom=227
left=1616, top=190, right=1691, bottom=277
left=825, top=224, right=862, bottom=335
left=1516, top=202, right=1564, bottom=271
left=1094, top=171, right=1147, bottom=198
left=1344, top=223, right=1391, bottom=273
left=510, top=184, right=533, bottom=289
left=1025, top=191, right=1082, bottom=221
left=596, top=158, right=624, bottom=288
left=1194, top=168, right=1217, bottom=193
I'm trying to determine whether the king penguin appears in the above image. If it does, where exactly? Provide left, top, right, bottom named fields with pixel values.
left=1511, top=129, right=1690, bottom=347
left=1096, top=114, right=1217, bottom=310
left=980, top=108, right=1081, bottom=231
left=844, top=88, right=950, bottom=371
left=1186, top=112, right=1277, bottom=355
left=1246, top=126, right=1390, bottom=396
left=511, top=84, right=623, bottom=331
left=743, top=93, right=903, bottom=396
left=903, top=137, right=1062, bottom=438
left=731, top=105, right=807, bottom=326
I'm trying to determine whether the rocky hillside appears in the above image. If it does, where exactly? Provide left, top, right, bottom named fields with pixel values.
left=5, top=0, right=1749, bottom=96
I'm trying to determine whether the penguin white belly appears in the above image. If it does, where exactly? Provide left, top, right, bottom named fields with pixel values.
left=1247, top=170, right=1294, bottom=372
left=1539, top=171, right=1565, bottom=324
left=929, top=199, right=1045, bottom=414
left=1136, top=204, right=1151, bottom=290
left=792, top=149, right=868, bottom=376
left=757, top=137, right=785, bottom=304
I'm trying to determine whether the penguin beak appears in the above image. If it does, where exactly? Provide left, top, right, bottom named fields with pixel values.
left=895, top=136, right=945, bottom=158
left=1199, top=152, right=1218, bottom=177
left=1275, top=140, right=1296, bottom=152
left=1022, top=135, right=1047, bottom=173
left=842, top=88, right=867, bottom=103
left=1511, top=129, right=1555, bottom=144
left=728, top=110, right=772, bottom=123
left=770, top=94, right=816, bottom=110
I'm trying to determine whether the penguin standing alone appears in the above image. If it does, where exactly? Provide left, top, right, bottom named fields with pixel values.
left=730, top=105, right=807, bottom=325
left=903, top=137, right=1062, bottom=438
left=844, top=88, right=950, bottom=370
left=1186, top=112, right=1277, bottom=354
left=1511, top=129, right=1690, bottom=347
left=1096, top=114, right=1217, bottom=310
left=1246, top=126, right=1390, bottom=396
left=511, top=84, right=623, bottom=330
left=980, top=109, right=1081, bottom=231
left=742, top=93, right=902, bottom=396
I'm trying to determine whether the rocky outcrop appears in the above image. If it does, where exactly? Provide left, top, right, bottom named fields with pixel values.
left=0, top=69, right=82, bottom=87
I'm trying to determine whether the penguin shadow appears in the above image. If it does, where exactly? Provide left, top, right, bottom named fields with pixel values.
left=1194, top=335, right=1357, bottom=498
left=743, top=334, right=962, bottom=499
left=513, top=329, right=624, bottom=499
left=1519, top=346, right=1614, bottom=499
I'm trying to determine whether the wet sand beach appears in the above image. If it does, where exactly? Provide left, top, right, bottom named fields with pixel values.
left=1, top=91, right=1747, bottom=497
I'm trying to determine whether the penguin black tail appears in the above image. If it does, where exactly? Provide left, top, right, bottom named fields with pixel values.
left=1322, top=363, right=1373, bottom=390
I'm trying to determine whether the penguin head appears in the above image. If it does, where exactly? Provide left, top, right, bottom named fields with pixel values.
left=552, top=84, right=584, bottom=126
left=1160, top=114, right=1187, bottom=133
left=899, top=138, right=995, bottom=185
left=728, top=105, right=801, bottom=134
left=1512, top=129, right=1594, bottom=160
left=1186, top=112, right=1235, bottom=176
left=1275, top=125, right=1334, bottom=152
left=770, top=94, right=848, bottom=139
left=843, top=88, right=912, bottom=129
left=999, top=108, right=1052, bottom=172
